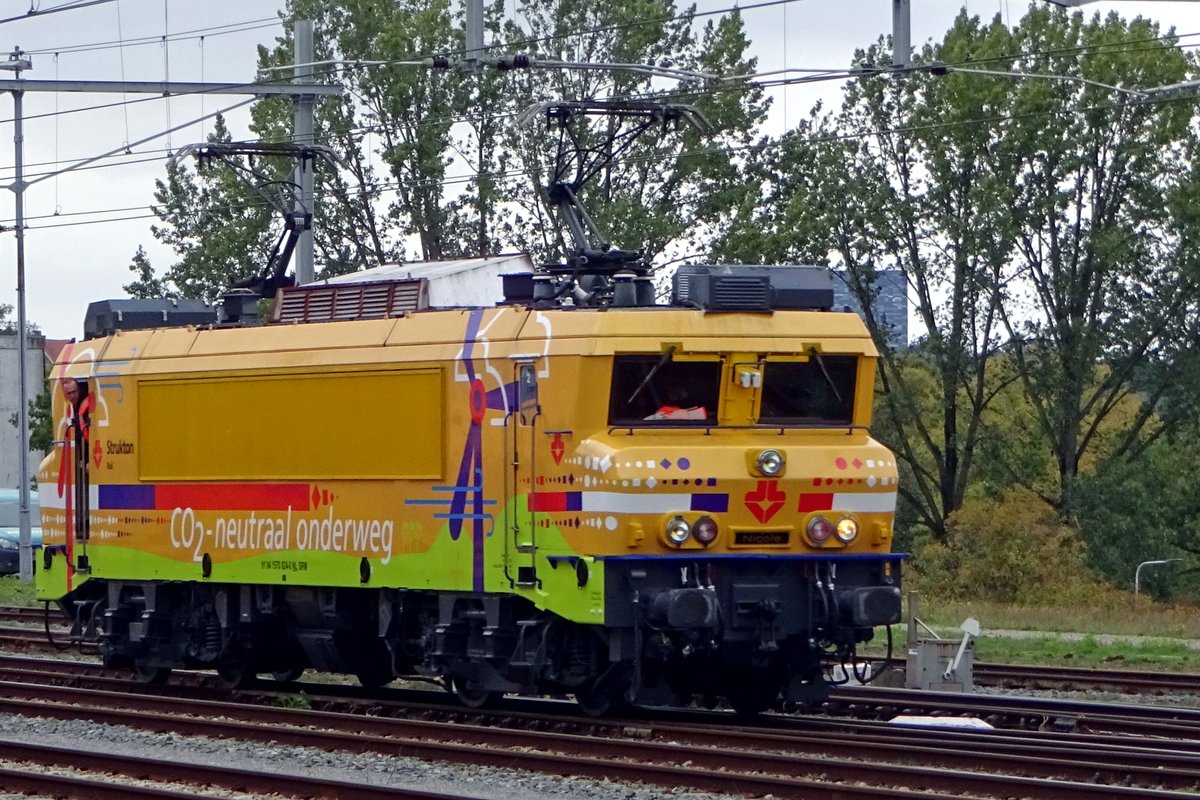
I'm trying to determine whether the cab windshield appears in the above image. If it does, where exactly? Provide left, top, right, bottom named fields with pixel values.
left=609, top=355, right=720, bottom=426
left=758, top=356, right=857, bottom=425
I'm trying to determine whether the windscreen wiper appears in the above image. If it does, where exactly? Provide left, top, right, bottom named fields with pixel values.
left=809, top=347, right=844, bottom=404
left=628, top=345, right=677, bottom=405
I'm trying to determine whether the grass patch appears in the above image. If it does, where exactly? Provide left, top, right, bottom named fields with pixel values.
left=971, top=634, right=1200, bottom=671
left=914, top=596, right=1200, bottom=639
left=0, top=576, right=37, bottom=607
left=862, top=628, right=1200, bottom=671
left=859, top=596, right=1200, bottom=671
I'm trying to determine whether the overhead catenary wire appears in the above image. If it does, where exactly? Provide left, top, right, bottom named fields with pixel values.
left=5, top=85, right=1191, bottom=237
left=23, top=17, right=281, bottom=56
left=0, top=0, right=1194, bottom=134
left=0, top=0, right=120, bottom=25
left=3, top=34, right=1193, bottom=187
left=9, top=15, right=1193, bottom=179
left=0, top=43, right=1190, bottom=200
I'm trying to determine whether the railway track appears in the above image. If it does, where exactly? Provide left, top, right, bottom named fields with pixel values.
left=8, top=607, right=1200, bottom=797
left=829, top=683, right=1200, bottom=738
left=8, top=604, right=1200, bottom=694
left=975, top=661, right=1200, bottom=694
left=0, top=738, right=462, bottom=799
left=0, top=605, right=51, bottom=625
left=1, top=653, right=1200, bottom=799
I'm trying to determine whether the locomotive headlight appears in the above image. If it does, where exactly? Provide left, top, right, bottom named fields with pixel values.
left=665, top=516, right=692, bottom=546
left=806, top=516, right=834, bottom=545
left=756, top=449, right=785, bottom=477
left=835, top=517, right=859, bottom=544
left=693, top=516, right=719, bottom=545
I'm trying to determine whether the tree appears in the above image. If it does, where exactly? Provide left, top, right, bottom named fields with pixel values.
left=123, top=245, right=167, bottom=299
left=716, top=7, right=1200, bottom=534
left=1075, top=428, right=1200, bottom=598
left=2, top=303, right=50, bottom=456
left=993, top=7, right=1200, bottom=511
left=717, top=14, right=1021, bottom=539
left=257, top=0, right=469, bottom=263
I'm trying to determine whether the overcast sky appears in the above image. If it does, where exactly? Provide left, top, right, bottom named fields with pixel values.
left=2, top=0, right=1200, bottom=340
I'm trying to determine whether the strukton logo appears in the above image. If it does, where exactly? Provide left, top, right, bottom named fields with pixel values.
left=744, top=479, right=785, bottom=524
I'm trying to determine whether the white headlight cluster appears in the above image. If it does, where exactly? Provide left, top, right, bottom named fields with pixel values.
left=0, top=537, right=17, bottom=551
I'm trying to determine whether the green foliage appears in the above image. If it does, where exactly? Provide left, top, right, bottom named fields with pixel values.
left=7, top=390, right=51, bottom=455
left=269, top=691, right=312, bottom=710
left=489, top=1, right=769, bottom=267
left=123, top=245, right=167, bottom=299
left=28, top=388, right=51, bottom=454
left=0, top=303, right=40, bottom=336
left=1074, top=433, right=1200, bottom=598
left=911, top=487, right=1103, bottom=604
left=261, top=0, right=461, bottom=263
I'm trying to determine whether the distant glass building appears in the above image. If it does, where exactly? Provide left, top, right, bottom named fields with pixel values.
left=832, top=269, right=909, bottom=350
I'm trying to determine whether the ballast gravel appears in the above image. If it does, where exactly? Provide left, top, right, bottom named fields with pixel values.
left=0, top=712, right=750, bottom=800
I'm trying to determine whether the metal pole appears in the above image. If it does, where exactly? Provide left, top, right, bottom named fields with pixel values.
left=1134, top=558, right=1181, bottom=596
left=892, top=0, right=911, bottom=70
left=13, top=84, right=30, bottom=580
left=1, top=48, right=33, bottom=581
left=465, top=0, right=485, bottom=70
left=293, top=20, right=315, bottom=285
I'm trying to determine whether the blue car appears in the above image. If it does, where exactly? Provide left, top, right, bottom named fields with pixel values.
left=0, top=489, right=42, bottom=575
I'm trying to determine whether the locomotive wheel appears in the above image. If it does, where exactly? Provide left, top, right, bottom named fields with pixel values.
left=354, top=662, right=396, bottom=689
left=216, top=657, right=254, bottom=689
left=725, top=683, right=781, bottom=716
left=132, top=661, right=171, bottom=685
left=451, top=679, right=500, bottom=709
left=271, top=666, right=305, bottom=683
left=574, top=678, right=628, bottom=717
left=217, top=663, right=253, bottom=689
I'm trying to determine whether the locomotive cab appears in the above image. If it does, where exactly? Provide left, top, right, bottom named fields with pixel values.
left=527, top=307, right=901, bottom=711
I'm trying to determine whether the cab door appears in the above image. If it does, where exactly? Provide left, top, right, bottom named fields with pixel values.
left=505, top=360, right=541, bottom=588
left=72, top=417, right=90, bottom=571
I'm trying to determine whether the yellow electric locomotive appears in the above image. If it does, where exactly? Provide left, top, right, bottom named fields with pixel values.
left=37, top=259, right=901, bottom=713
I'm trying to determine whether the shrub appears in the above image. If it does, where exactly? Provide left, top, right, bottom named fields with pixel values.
left=910, top=487, right=1104, bottom=605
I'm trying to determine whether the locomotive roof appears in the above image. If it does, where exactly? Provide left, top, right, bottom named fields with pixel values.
left=57, top=304, right=877, bottom=379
